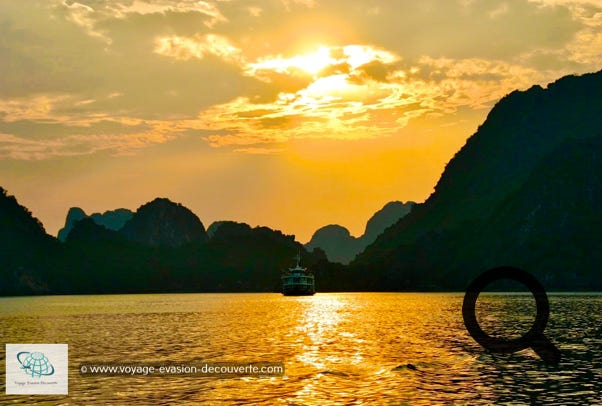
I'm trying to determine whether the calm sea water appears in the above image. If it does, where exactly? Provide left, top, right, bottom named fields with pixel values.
left=1, top=293, right=601, bottom=405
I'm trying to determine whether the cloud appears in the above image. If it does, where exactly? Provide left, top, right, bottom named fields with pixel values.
left=119, top=0, right=227, bottom=27
left=232, top=146, right=285, bottom=154
left=0, top=95, right=73, bottom=123
left=280, top=0, right=317, bottom=10
left=197, top=44, right=547, bottom=149
left=62, top=1, right=112, bottom=43
left=0, top=131, right=175, bottom=160
left=247, top=7, right=263, bottom=17
left=60, top=0, right=228, bottom=36
left=0, top=94, right=181, bottom=159
left=489, top=2, right=510, bottom=18
left=154, top=34, right=243, bottom=62
left=245, top=45, right=398, bottom=79
left=0, top=0, right=600, bottom=159
left=563, top=3, right=602, bottom=65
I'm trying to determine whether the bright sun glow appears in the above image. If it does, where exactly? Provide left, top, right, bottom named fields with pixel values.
left=196, top=43, right=410, bottom=142
left=247, top=46, right=336, bottom=76
left=244, top=45, right=399, bottom=104
left=246, top=45, right=399, bottom=78
left=302, top=74, right=353, bottom=99
left=292, top=46, right=336, bottom=75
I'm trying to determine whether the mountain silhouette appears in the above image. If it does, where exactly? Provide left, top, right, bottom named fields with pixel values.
left=90, top=209, right=133, bottom=231
left=66, top=217, right=125, bottom=244
left=306, top=224, right=360, bottom=264
left=0, top=187, right=57, bottom=294
left=119, top=198, right=207, bottom=247
left=204, top=221, right=305, bottom=291
left=362, top=201, right=415, bottom=244
left=57, top=207, right=133, bottom=241
left=2, top=71, right=601, bottom=294
left=206, top=221, right=228, bottom=239
left=306, top=201, right=414, bottom=264
left=0, top=189, right=341, bottom=295
left=354, top=70, right=602, bottom=290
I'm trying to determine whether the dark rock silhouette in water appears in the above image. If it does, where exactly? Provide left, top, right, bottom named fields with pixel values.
left=392, top=363, right=417, bottom=371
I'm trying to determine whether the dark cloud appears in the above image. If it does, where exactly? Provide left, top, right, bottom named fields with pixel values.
left=350, top=60, right=392, bottom=83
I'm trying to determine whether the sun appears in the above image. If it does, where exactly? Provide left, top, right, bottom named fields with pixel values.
left=246, top=46, right=337, bottom=77
left=302, top=74, right=352, bottom=99
left=289, top=46, right=335, bottom=75
left=243, top=44, right=399, bottom=110
left=247, top=44, right=398, bottom=80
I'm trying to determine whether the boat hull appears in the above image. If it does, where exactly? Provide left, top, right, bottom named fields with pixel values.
left=282, top=284, right=315, bottom=296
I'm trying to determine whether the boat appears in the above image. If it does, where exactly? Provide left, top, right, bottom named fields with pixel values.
left=281, top=252, right=315, bottom=296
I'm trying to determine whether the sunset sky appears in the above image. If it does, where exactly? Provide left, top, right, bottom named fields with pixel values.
left=1, top=0, right=601, bottom=242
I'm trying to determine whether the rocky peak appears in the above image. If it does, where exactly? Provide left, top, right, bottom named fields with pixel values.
left=119, top=198, right=207, bottom=247
left=306, top=201, right=415, bottom=264
left=363, top=201, right=414, bottom=243
left=57, top=207, right=133, bottom=242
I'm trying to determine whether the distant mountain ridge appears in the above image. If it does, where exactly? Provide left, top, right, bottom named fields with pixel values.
left=306, top=201, right=414, bottom=264
left=354, top=70, right=602, bottom=291
left=363, top=201, right=415, bottom=243
left=63, top=198, right=208, bottom=248
left=2, top=189, right=337, bottom=295
left=306, top=224, right=359, bottom=264
left=57, top=207, right=133, bottom=241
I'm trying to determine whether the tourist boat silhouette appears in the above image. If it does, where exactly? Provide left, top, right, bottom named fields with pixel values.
left=281, top=252, right=315, bottom=296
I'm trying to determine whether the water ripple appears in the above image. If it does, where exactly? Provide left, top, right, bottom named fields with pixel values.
left=1, top=293, right=601, bottom=404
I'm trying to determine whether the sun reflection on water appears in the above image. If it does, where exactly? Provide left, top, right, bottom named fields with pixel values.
left=295, top=295, right=346, bottom=370
left=1, top=293, right=601, bottom=404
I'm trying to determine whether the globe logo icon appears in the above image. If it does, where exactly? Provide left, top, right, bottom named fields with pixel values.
left=17, top=351, right=55, bottom=377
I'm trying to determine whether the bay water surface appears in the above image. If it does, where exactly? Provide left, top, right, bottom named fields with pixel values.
left=1, top=293, right=601, bottom=404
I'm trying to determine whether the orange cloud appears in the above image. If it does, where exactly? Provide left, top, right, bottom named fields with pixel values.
left=195, top=45, right=542, bottom=150
left=154, top=34, right=243, bottom=63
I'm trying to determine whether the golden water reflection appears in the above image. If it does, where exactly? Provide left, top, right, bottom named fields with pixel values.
left=0, top=293, right=601, bottom=405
